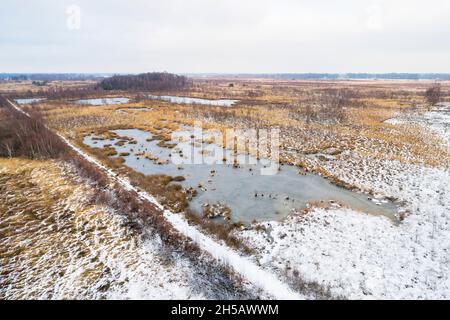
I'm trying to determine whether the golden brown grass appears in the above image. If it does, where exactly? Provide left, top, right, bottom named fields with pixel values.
left=0, top=157, right=114, bottom=299
left=23, top=79, right=450, bottom=212
left=0, top=80, right=97, bottom=94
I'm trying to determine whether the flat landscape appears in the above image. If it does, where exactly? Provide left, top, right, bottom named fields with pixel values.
left=1, top=76, right=449, bottom=299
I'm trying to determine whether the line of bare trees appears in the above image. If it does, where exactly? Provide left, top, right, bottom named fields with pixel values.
left=0, top=96, right=67, bottom=159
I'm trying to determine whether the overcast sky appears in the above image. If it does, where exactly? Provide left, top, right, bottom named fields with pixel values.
left=1, top=0, right=450, bottom=73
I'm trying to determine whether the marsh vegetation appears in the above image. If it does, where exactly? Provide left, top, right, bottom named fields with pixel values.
left=2, top=76, right=449, bottom=300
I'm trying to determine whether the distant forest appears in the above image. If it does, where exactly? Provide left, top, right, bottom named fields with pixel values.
left=188, top=73, right=450, bottom=80
left=98, top=72, right=191, bottom=91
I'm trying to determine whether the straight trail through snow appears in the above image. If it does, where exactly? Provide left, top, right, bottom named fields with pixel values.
left=6, top=98, right=303, bottom=300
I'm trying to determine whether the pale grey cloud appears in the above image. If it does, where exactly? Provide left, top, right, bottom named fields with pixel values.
left=1, top=0, right=450, bottom=73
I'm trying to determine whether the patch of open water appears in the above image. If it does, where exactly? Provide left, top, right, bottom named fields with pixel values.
left=15, top=98, right=45, bottom=104
left=147, top=95, right=238, bottom=107
left=75, top=97, right=130, bottom=105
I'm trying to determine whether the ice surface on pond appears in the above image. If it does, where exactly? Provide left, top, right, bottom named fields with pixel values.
left=148, top=95, right=238, bottom=107
left=76, top=97, right=130, bottom=105
left=15, top=98, right=45, bottom=104
left=84, top=128, right=398, bottom=223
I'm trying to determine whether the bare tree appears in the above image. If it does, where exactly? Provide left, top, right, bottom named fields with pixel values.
left=1, top=141, right=13, bottom=158
left=425, top=83, right=441, bottom=106
left=320, top=89, right=349, bottom=123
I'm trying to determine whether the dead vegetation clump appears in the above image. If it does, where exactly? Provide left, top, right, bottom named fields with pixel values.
left=288, top=89, right=351, bottom=124
left=68, top=154, right=109, bottom=187
left=119, top=151, right=130, bottom=157
left=184, top=209, right=253, bottom=255
left=105, top=147, right=118, bottom=156
left=94, top=185, right=198, bottom=254
left=126, top=171, right=190, bottom=212
left=203, top=203, right=232, bottom=220
left=144, top=152, right=159, bottom=161
left=157, top=140, right=177, bottom=149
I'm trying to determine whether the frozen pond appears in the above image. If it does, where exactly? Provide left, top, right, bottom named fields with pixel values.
left=76, top=97, right=130, bottom=105
left=84, top=128, right=399, bottom=224
left=148, top=95, right=238, bottom=107
left=15, top=98, right=45, bottom=104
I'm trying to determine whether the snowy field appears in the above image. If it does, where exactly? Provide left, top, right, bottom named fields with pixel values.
left=237, top=106, right=450, bottom=299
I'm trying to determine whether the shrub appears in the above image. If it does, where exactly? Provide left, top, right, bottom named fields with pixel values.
left=425, top=83, right=441, bottom=106
left=119, top=152, right=130, bottom=157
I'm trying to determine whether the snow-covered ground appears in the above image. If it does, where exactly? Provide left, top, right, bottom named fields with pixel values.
left=5, top=99, right=449, bottom=299
left=386, top=102, right=450, bottom=146
left=424, top=103, right=450, bottom=146
left=237, top=106, right=450, bottom=299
